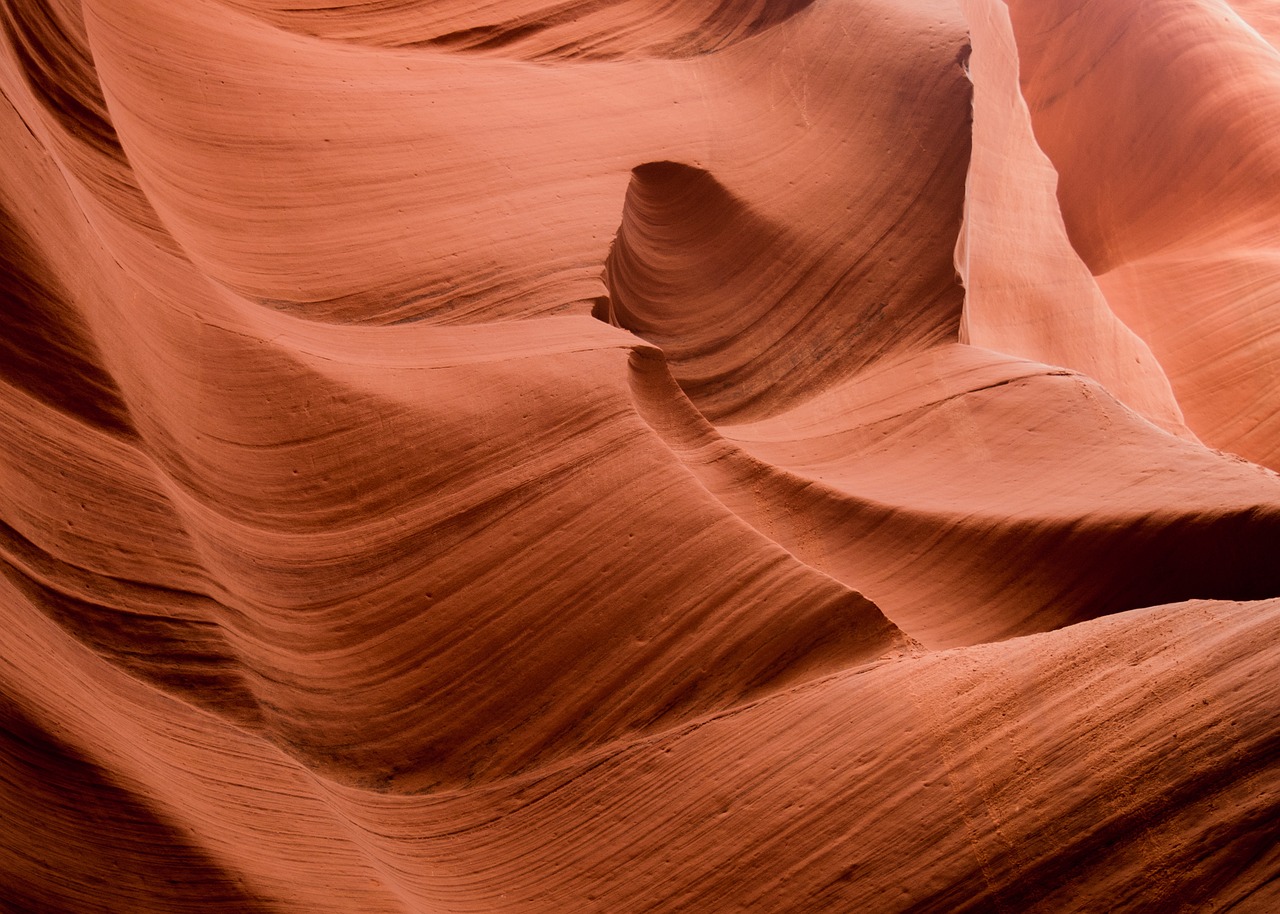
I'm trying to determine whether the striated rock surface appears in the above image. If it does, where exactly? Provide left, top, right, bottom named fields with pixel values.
left=0, top=0, right=1278, bottom=910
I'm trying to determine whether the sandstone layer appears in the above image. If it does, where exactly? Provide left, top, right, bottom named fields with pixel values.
left=1, top=0, right=1278, bottom=911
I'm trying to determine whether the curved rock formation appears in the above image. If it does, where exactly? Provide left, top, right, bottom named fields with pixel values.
left=1006, top=0, right=1280, bottom=468
left=1, top=0, right=1278, bottom=910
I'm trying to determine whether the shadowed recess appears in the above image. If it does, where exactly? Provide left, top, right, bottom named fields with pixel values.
left=0, top=534, right=264, bottom=729
left=602, top=159, right=968, bottom=421
left=1, top=0, right=181, bottom=251
left=215, top=0, right=818, bottom=59
left=0, top=694, right=272, bottom=913
left=0, top=204, right=133, bottom=436
left=0, top=0, right=118, bottom=158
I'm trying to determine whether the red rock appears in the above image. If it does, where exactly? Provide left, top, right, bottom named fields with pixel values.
left=0, top=0, right=1277, bottom=910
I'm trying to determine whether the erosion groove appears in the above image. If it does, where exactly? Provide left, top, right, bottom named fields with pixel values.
left=1, top=0, right=1278, bottom=910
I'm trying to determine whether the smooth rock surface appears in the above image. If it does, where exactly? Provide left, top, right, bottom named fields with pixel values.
left=1, top=0, right=1278, bottom=910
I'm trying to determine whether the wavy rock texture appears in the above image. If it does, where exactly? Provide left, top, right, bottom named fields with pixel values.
left=1, top=0, right=1278, bottom=911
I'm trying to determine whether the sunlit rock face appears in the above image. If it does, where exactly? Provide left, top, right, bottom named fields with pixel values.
left=1, top=0, right=1279, bottom=910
